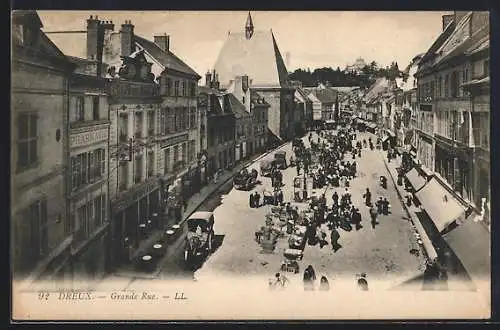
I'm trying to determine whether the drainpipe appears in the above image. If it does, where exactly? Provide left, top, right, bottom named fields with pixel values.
left=64, top=74, right=73, bottom=283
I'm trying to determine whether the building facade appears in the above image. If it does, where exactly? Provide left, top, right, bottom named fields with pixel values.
left=11, top=11, right=76, bottom=287
left=67, top=69, right=110, bottom=284
left=213, top=13, right=295, bottom=143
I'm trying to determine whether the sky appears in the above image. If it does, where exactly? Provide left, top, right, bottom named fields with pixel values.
left=37, top=11, right=450, bottom=75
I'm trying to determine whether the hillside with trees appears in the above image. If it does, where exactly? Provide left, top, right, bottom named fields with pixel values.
left=289, top=61, right=403, bottom=89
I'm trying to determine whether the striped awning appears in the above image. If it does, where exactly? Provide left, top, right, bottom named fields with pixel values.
left=404, top=168, right=427, bottom=192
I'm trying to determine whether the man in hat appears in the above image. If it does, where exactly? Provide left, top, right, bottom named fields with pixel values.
left=330, top=227, right=342, bottom=252
left=376, top=197, right=384, bottom=214
left=382, top=197, right=390, bottom=215
left=249, top=192, right=254, bottom=208
left=352, top=207, right=363, bottom=231
left=254, top=191, right=261, bottom=208
left=363, top=188, right=372, bottom=206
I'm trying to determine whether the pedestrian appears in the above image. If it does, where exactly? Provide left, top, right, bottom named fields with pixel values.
left=376, top=197, right=384, bottom=214
left=352, top=208, right=362, bottom=231
left=382, top=197, right=390, bottom=215
left=296, top=161, right=301, bottom=176
left=369, top=205, right=378, bottom=229
left=363, top=188, right=372, bottom=206
left=405, top=194, right=413, bottom=207
left=255, top=191, right=261, bottom=208
left=249, top=192, right=254, bottom=208
left=344, top=187, right=351, bottom=204
left=303, top=265, right=317, bottom=291
left=330, top=227, right=342, bottom=252
left=319, top=276, right=330, bottom=291
left=277, top=189, right=284, bottom=205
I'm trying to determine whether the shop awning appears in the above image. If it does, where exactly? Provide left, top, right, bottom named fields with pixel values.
left=415, top=178, right=467, bottom=233
left=405, top=168, right=427, bottom=192
left=443, top=217, right=490, bottom=286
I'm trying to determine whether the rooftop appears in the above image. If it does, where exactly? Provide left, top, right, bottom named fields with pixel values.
left=213, top=30, right=289, bottom=88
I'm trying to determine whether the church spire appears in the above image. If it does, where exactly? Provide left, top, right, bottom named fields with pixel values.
left=245, top=12, right=254, bottom=39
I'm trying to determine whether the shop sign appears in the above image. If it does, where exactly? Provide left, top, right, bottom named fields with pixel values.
left=160, top=133, right=188, bottom=149
left=70, top=128, right=108, bottom=148
left=112, top=179, right=158, bottom=213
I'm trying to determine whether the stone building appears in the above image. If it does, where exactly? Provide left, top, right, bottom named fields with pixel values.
left=413, top=11, right=490, bottom=290
left=226, top=75, right=270, bottom=156
left=213, top=12, right=295, bottom=143
left=199, top=77, right=236, bottom=178
left=65, top=60, right=111, bottom=284
left=11, top=11, right=76, bottom=287
left=46, top=15, right=201, bottom=269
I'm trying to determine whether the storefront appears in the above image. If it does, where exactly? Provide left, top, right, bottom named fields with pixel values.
left=111, top=179, right=161, bottom=265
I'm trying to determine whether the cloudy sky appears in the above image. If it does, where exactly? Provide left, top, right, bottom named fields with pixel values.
left=38, top=11, right=450, bottom=75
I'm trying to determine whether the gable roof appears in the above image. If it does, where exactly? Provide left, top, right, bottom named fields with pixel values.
left=226, top=93, right=250, bottom=119
left=315, top=88, right=338, bottom=104
left=213, top=30, right=289, bottom=88
left=134, top=35, right=201, bottom=79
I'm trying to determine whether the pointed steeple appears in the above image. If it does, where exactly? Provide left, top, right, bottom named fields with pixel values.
left=245, top=12, right=254, bottom=39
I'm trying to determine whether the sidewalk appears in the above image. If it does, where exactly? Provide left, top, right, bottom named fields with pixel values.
left=95, top=142, right=290, bottom=284
left=380, top=152, right=438, bottom=262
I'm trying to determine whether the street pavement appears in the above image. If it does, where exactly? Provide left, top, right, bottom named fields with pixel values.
left=192, top=130, right=427, bottom=290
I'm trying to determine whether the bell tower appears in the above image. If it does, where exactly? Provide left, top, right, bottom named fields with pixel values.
left=245, top=12, right=254, bottom=40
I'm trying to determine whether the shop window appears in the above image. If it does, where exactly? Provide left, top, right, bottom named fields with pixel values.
left=71, top=149, right=106, bottom=191
left=17, top=112, right=38, bottom=170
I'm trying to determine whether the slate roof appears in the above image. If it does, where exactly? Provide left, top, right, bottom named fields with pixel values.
left=134, top=35, right=201, bottom=79
left=314, top=89, right=338, bottom=104
left=213, top=30, right=289, bottom=88
left=226, top=93, right=250, bottom=119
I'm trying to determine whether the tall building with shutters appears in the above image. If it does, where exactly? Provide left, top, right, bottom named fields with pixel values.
left=11, top=11, right=76, bottom=287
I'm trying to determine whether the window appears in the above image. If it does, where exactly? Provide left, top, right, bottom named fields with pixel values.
left=147, top=151, right=154, bottom=177
left=483, top=59, right=489, bottom=77
left=174, top=80, right=179, bottom=96
left=134, top=112, right=143, bottom=138
left=450, top=71, right=458, bottom=98
left=164, top=148, right=170, bottom=174
left=75, top=96, right=85, bottom=121
left=134, top=154, right=143, bottom=184
left=166, top=78, right=172, bottom=96
left=167, top=108, right=175, bottom=133
left=182, top=142, right=187, bottom=163
left=71, top=149, right=106, bottom=191
left=189, top=140, right=196, bottom=162
left=173, top=145, right=179, bottom=163
left=119, top=114, right=128, bottom=142
left=472, top=112, right=489, bottom=149
left=159, top=108, right=166, bottom=135
left=92, top=96, right=100, bottom=120
left=119, top=162, right=128, bottom=191
left=74, top=194, right=106, bottom=243
left=189, top=108, right=196, bottom=129
left=444, top=75, right=449, bottom=97
left=181, top=81, right=186, bottom=96
left=147, top=111, right=155, bottom=136
left=17, top=113, right=38, bottom=170
left=190, top=82, right=196, bottom=97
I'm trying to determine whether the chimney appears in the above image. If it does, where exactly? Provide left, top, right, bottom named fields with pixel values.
left=442, top=14, right=454, bottom=31
left=120, top=20, right=135, bottom=56
left=86, top=15, right=101, bottom=61
left=213, top=74, right=220, bottom=90
left=102, top=20, right=115, bottom=31
left=86, top=15, right=105, bottom=76
left=154, top=34, right=170, bottom=52
left=205, top=70, right=212, bottom=87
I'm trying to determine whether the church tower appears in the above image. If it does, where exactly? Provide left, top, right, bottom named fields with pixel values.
left=245, top=12, right=254, bottom=39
